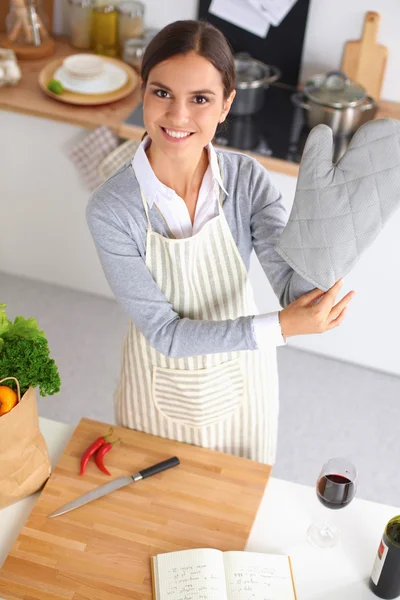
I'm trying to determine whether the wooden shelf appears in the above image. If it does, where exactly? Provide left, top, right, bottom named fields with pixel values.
left=0, top=35, right=142, bottom=135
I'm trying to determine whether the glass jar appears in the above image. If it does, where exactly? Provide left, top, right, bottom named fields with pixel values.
left=6, top=0, right=50, bottom=47
left=122, top=28, right=158, bottom=71
left=123, top=37, right=147, bottom=71
left=117, top=1, right=144, bottom=50
left=68, top=0, right=93, bottom=50
left=142, top=27, right=159, bottom=41
left=91, top=4, right=118, bottom=57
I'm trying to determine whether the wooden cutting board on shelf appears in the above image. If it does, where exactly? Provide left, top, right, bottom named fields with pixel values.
left=341, top=11, right=388, bottom=103
left=0, top=0, right=54, bottom=33
left=0, top=417, right=271, bottom=600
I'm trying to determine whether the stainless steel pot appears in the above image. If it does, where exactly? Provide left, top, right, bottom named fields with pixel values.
left=231, top=52, right=281, bottom=116
left=292, top=70, right=376, bottom=136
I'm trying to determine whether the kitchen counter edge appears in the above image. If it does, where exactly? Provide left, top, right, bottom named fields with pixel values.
left=2, top=37, right=400, bottom=177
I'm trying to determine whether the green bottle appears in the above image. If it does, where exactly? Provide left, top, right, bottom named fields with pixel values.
left=370, top=515, right=400, bottom=599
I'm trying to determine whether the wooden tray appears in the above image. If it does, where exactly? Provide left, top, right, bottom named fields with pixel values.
left=0, top=417, right=271, bottom=600
left=2, top=36, right=56, bottom=60
left=38, top=56, right=139, bottom=106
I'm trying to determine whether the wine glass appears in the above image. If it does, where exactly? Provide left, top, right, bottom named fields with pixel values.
left=307, top=457, right=357, bottom=549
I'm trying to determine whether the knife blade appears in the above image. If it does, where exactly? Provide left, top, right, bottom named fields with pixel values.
left=47, top=456, right=180, bottom=518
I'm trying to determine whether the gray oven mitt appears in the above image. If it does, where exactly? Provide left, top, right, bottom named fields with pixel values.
left=275, top=118, right=400, bottom=291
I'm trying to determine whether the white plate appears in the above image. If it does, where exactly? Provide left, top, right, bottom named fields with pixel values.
left=53, top=62, right=128, bottom=95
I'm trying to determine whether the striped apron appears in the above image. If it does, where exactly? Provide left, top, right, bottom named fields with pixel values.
left=114, top=181, right=279, bottom=464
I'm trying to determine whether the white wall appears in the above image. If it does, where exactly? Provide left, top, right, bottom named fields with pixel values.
left=299, top=0, right=400, bottom=102
left=55, top=0, right=400, bottom=101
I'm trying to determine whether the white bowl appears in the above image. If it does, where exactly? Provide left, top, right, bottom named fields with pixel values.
left=63, top=54, right=105, bottom=80
left=54, top=62, right=128, bottom=95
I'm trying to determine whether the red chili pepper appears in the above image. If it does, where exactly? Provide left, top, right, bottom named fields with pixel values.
left=79, top=428, right=113, bottom=476
left=95, top=439, right=121, bottom=476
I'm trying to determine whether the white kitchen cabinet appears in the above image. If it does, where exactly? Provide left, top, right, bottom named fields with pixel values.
left=1, top=110, right=400, bottom=376
left=0, top=111, right=111, bottom=297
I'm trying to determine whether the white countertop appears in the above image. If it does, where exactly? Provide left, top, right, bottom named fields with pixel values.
left=1, top=417, right=399, bottom=599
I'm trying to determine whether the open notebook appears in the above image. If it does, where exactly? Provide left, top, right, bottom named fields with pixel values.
left=151, top=548, right=297, bottom=600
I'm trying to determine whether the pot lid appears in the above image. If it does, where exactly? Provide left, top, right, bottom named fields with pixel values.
left=303, top=70, right=367, bottom=108
left=234, top=52, right=271, bottom=89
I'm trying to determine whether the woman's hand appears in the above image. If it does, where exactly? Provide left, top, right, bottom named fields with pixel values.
left=279, top=279, right=355, bottom=338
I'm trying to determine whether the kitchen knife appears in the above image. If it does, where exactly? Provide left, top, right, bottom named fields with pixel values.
left=47, top=456, right=180, bottom=518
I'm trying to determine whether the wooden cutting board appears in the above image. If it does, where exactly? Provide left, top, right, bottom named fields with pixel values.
left=341, top=11, right=388, bottom=103
left=0, top=418, right=271, bottom=600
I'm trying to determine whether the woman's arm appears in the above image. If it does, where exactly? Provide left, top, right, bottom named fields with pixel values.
left=250, top=159, right=316, bottom=307
left=87, top=195, right=258, bottom=358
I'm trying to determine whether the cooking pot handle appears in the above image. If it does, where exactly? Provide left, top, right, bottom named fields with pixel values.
left=361, top=95, right=376, bottom=111
left=291, top=92, right=310, bottom=110
left=264, top=65, right=281, bottom=85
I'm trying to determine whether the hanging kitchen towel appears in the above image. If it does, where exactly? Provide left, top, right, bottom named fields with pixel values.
left=69, top=126, right=119, bottom=190
left=275, top=118, right=400, bottom=291
left=98, top=138, right=140, bottom=182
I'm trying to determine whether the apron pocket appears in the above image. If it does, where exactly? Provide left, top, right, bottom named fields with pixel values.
left=152, top=358, right=243, bottom=428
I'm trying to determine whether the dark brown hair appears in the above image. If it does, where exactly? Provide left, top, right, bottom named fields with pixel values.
left=140, top=20, right=235, bottom=140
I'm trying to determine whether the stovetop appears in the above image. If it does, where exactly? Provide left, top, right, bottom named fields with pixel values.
left=123, top=85, right=353, bottom=165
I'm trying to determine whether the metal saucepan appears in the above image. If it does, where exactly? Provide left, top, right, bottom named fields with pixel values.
left=231, top=52, right=281, bottom=116
left=292, top=70, right=376, bottom=136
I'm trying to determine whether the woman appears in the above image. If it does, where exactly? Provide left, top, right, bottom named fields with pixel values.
left=87, top=20, right=354, bottom=464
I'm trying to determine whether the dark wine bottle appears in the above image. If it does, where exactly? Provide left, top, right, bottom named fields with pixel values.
left=370, top=515, right=400, bottom=599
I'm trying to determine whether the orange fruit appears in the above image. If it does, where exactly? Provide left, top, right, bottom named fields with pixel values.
left=0, top=385, right=18, bottom=416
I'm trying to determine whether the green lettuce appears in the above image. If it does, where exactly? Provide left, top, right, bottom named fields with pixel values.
left=0, top=304, right=61, bottom=396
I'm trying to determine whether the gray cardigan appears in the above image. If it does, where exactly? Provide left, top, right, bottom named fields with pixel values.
left=86, top=148, right=314, bottom=358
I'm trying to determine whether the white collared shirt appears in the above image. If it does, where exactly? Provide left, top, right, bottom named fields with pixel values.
left=132, top=137, right=285, bottom=349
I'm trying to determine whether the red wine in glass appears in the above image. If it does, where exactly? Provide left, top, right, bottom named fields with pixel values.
left=307, top=458, right=357, bottom=548
left=317, top=473, right=356, bottom=510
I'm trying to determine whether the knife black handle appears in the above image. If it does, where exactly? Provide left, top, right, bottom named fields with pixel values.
left=139, top=456, right=180, bottom=479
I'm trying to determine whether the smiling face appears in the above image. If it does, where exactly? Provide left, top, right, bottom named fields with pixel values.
left=142, top=51, right=235, bottom=159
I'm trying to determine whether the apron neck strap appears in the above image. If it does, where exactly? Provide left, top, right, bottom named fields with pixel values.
left=216, top=154, right=224, bottom=213
left=140, top=188, right=153, bottom=233
left=138, top=150, right=225, bottom=232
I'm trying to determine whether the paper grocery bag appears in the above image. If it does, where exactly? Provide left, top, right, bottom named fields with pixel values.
left=0, top=378, right=51, bottom=509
